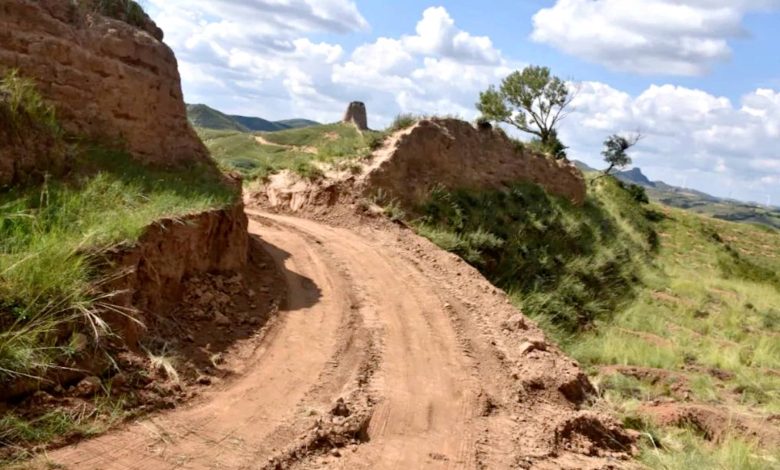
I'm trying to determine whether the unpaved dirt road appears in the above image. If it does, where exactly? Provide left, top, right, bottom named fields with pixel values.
left=45, top=211, right=631, bottom=469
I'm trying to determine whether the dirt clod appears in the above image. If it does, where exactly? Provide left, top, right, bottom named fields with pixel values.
left=74, top=376, right=102, bottom=398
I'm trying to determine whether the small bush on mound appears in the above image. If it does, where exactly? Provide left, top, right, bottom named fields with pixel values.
left=82, top=0, right=147, bottom=28
left=387, top=114, right=418, bottom=133
left=413, top=177, right=656, bottom=333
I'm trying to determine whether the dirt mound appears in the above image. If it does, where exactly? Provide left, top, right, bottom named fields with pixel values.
left=641, top=403, right=780, bottom=446
left=366, top=119, right=586, bottom=206
left=0, top=0, right=207, bottom=167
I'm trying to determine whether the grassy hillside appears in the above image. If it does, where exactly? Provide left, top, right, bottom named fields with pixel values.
left=197, top=123, right=383, bottom=180
left=0, top=73, right=236, bottom=457
left=399, top=175, right=779, bottom=469
left=574, top=162, right=780, bottom=230
left=186, top=104, right=248, bottom=132
left=649, top=185, right=780, bottom=230
left=187, top=104, right=319, bottom=133
left=230, top=115, right=288, bottom=132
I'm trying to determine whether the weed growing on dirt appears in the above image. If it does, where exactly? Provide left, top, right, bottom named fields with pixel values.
left=387, top=114, right=418, bottom=132
left=0, top=71, right=59, bottom=134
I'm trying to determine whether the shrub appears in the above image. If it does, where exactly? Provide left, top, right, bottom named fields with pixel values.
left=387, top=114, right=418, bottom=133
left=84, top=0, right=147, bottom=28
left=627, top=184, right=650, bottom=204
left=0, top=70, right=59, bottom=133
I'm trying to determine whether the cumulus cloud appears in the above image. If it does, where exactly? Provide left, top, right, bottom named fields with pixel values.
left=531, top=0, right=780, bottom=75
left=332, top=7, right=514, bottom=122
left=143, top=2, right=780, bottom=204
left=562, top=83, right=780, bottom=203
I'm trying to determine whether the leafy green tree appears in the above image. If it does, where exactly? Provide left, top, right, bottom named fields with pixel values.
left=477, top=66, right=573, bottom=157
left=601, top=133, right=642, bottom=175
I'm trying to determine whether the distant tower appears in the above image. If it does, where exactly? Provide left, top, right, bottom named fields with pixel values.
left=343, top=101, right=368, bottom=130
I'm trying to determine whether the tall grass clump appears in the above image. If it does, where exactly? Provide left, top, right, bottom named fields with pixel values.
left=387, top=114, right=418, bottom=133
left=0, top=146, right=235, bottom=380
left=0, top=71, right=59, bottom=134
left=413, top=176, right=656, bottom=334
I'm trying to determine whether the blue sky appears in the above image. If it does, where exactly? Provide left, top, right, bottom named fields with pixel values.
left=145, top=0, right=780, bottom=206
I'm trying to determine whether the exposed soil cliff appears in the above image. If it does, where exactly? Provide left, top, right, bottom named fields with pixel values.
left=0, top=0, right=207, bottom=171
left=254, top=118, right=587, bottom=213
left=367, top=119, right=586, bottom=206
left=107, top=202, right=250, bottom=346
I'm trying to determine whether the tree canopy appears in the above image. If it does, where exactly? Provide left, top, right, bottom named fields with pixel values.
left=601, top=133, right=642, bottom=175
left=477, top=66, right=573, bottom=158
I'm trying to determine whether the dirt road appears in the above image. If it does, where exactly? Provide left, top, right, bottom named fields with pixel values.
left=45, top=211, right=632, bottom=469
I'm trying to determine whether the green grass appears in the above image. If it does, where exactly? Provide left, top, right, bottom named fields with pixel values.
left=0, top=71, right=59, bottom=135
left=0, top=393, right=128, bottom=465
left=0, top=146, right=235, bottom=380
left=411, top=177, right=656, bottom=334
left=84, top=0, right=147, bottom=28
left=402, top=173, right=780, bottom=467
left=198, top=123, right=384, bottom=180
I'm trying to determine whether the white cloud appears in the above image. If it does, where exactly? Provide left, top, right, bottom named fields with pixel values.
left=144, top=2, right=780, bottom=204
left=562, top=82, right=780, bottom=203
left=531, top=0, right=780, bottom=75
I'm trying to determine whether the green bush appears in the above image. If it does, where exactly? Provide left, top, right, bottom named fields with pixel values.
left=627, top=184, right=650, bottom=204
left=90, top=0, right=147, bottom=28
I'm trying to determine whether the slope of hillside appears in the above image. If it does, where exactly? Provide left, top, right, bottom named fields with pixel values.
left=396, top=174, right=780, bottom=469
left=186, top=103, right=249, bottom=132
left=574, top=162, right=780, bottom=230
left=198, top=123, right=382, bottom=180
left=187, top=103, right=319, bottom=132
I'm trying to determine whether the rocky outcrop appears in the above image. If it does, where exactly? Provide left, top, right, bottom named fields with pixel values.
left=343, top=101, right=368, bottom=130
left=0, top=0, right=207, bottom=167
left=367, top=119, right=586, bottom=205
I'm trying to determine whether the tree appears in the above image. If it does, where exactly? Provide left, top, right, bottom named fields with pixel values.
left=477, top=66, right=574, bottom=158
left=601, top=133, right=642, bottom=175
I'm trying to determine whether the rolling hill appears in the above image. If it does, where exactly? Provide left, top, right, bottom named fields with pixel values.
left=574, top=161, right=780, bottom=230
left=186, top=103, right=319, bottom=132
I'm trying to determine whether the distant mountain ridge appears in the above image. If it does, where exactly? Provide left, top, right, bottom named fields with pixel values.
left=186, top=104, right=319, bottom=132
left=574, top=160, right=780, bottom=229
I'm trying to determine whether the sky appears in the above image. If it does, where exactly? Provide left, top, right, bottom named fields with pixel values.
left=143, top=0, right=780, bottom=206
